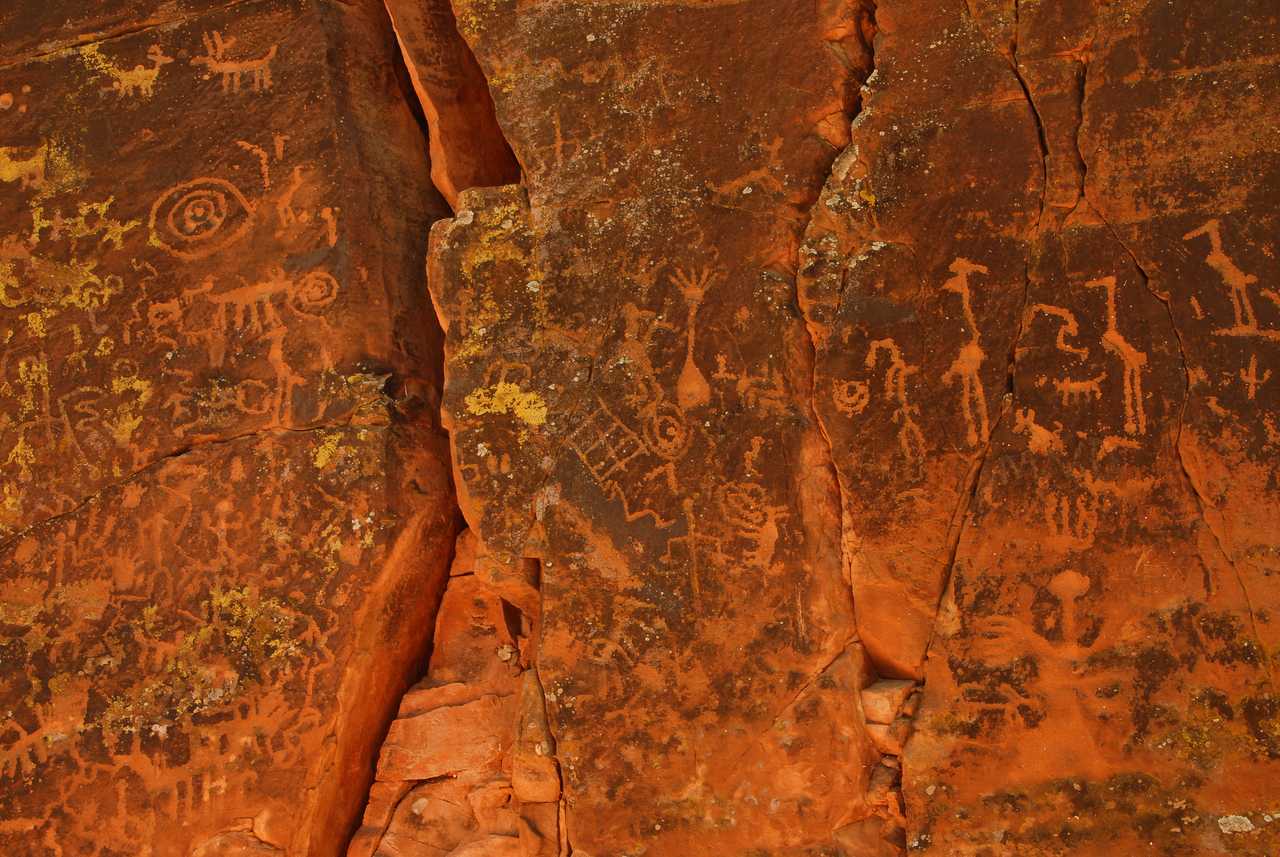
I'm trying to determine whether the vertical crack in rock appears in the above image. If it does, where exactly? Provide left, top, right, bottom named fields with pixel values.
left=793, top=0, right=878, bottom=687
left=1073, top=34, right=1270, bottom=678
left=382, top=0, right=521, bottom=208
left=429, top=0, right=894, bottom=849
left=1081, top=154, right=1271, bottom=679
left=1009, top=1, right=1049, bottom=176
left=919, top=0, right=1045, bottom=637
left=348, top=5, right=578, bottom=855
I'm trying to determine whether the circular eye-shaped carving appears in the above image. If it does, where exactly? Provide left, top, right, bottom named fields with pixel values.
left=150, top=178, right=252, bottom=260
left=646, top=405, right=689, bottom=460
left=289, top=271, right=339, bottom=314
left=833, top=379, right=870, bottom=416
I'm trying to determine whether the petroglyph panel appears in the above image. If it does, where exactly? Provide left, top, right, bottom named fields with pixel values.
left=0, top=0, right=432, bottom=539
left=0, top=0, right=455, bottom=853
left=434, top=0, right=881, bottom=849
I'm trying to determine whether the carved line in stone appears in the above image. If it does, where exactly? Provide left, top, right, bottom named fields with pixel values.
left=940, top=258, right=990, bottom=448
left=1085, top=277, right=1147, bottom=436
left=149, top=178, right=253, bottom=260
left=192, top=31, right=278, bottom=94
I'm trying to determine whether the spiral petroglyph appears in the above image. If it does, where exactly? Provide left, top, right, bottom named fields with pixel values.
left=289, top=270, right=339, bottom=314
left=149, top=178, right=253, bottom=259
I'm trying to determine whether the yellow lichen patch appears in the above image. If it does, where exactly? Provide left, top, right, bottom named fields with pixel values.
left=108, top=374, right=153, bottom=445
left=11, top=358, right=50, bottom=420
left=455, top=294, right=505, bottom=361
left=26, top=138, right=85, bottom=203
left=94, top=584, right=302, bottom=736
left=0, top=143, right=47, bottom=188
left=313, top=433, right=342, bottom=469
left=465, top=381, right=548, bottom=429
left=0, top=484, right=21, bottom=534
left=24, top=311, right=45, bottom=337
left=63, top=197, right=141, bottom=249
left=0, top=576, right=44, bottom=627
left=859, top=188, right=876, bottom=205
left=0, top=249, right=119, bottom=314
left=5, top=436, right=35, bottom=480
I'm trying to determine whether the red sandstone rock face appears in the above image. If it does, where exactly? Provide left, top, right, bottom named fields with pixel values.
left=382, top=0, right=521, bottom=208
left=428, top=0, right=890, bottom=852
left=5, top=0, right=1279, bottom=854
left=799, top=0, right=1280, bottom=853
left=0, top=1, right=458, bottom=854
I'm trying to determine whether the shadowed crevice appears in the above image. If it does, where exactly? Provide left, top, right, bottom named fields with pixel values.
left=382, top=0, right=522, bottom=209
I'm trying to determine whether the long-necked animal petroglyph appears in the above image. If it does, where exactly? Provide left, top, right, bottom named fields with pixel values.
left=866, top=338, right=925, bottom=462
left=1087, top=277, right=1147, bottom=435
left=1184, top=219, right=1280, bottom=340
left=940, top=258, right=990, bottom=447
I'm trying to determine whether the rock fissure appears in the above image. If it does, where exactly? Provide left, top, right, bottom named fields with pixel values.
left=1096, top=193, right=1278, bottom=673
left=7, top=1, right=1280, bottom=854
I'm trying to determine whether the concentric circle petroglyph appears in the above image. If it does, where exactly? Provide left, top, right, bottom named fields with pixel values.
left=149, top=178, right=253, bottom=259
left=289, top=270, right=339, bottom=313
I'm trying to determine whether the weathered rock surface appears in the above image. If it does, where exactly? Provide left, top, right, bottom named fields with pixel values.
left=428, top=0, right=889, bottom=851
left=5, top=0, right=1279, bottom=854
left=800, top=0, right=1280, bottom=853
left=0, top=0, right=458, bottom=854
left=348, top=530, right=541, bottom=857
left=382, top=0, right=521, bottom=209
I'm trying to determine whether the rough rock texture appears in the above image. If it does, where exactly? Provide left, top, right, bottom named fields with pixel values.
left=346, top=529, right=530, bottom=857
left=800, top=0, right=1280, bottom=853
left=427, top=0, right=892, bottom=852
left=0, top=1, right=458, bottom=854
left=381, top=0, right=521, bottom=208
left=4, top=0, right=1279, bottom=855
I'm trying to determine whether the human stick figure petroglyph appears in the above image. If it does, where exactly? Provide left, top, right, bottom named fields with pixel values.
left=1086, top=276, right=1147, bottom=436
left=672, top=268, right=712, bottom=411
left=940, top=258, right=990, bottom=448
left=661, top=498, right=726, bottom=610
left=866, top=338, right=925, bottom=462
left=192, top=32, right=277, bottom=93
left=1241, top=355, right=1271, bottom=400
